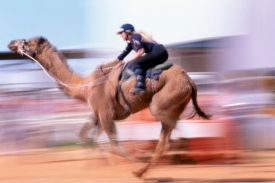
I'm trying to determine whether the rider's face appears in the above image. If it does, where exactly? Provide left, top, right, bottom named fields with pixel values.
left=120, top=32, right=128, bottom=41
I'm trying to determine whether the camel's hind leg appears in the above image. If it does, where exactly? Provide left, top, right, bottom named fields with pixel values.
left=132, top=82, right=192, bottom=177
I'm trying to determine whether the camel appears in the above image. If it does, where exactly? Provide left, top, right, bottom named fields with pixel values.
left=8, top=36, right=210, bottom=177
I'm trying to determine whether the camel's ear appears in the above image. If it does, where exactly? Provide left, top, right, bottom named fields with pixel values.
left=36, top=37, right=47, bottom=54
left=38, top=37, right=47, bottom=45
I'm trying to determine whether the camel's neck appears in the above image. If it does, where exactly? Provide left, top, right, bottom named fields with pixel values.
left=35, top=45, right=85, bottom=100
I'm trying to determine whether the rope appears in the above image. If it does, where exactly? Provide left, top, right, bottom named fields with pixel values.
left=20, top=49, right=61, bottom=85
left=19, top=49, right=120, bottom=89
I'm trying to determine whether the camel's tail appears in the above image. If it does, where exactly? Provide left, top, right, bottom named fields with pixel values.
left=188, top=80, right=211, bottom=120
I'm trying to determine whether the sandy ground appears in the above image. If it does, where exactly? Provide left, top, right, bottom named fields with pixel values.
left=0, top=149, right=275, bottom=183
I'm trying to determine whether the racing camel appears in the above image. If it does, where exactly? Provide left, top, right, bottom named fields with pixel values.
left=8, top=36, right=210, bottom=177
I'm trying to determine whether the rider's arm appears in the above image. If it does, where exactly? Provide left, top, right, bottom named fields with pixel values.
left=117, top=43, right=132, bottom=61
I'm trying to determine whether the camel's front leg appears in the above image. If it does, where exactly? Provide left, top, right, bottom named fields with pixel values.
left=132, top=125, right=173, bottom=177
left=98, top=111, right=138, bottom=162
left=79, top=112, right=101, bottom=147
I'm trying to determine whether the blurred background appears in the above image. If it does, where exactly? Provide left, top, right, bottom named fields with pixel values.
left=1, top=0, right=275, bottom=163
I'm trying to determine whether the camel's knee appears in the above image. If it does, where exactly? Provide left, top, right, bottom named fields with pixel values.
left=79, top=122, right=91, bottom=143
left=163, top=142, right=171, bottom=152
left=79, top=122, right=92, bottom=135
left=154, top=142, right=170, bottom=155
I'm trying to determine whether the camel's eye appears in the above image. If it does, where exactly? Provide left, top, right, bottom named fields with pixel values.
left=24, top=41, right=30, bottom=47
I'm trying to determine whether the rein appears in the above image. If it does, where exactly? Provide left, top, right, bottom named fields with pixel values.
left=19, top=48, right=82, bottom=88
left=18, top=44, right=120, bottom=89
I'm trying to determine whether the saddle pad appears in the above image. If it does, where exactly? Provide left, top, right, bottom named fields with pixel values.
left=121, top=62, right=173, bottom=81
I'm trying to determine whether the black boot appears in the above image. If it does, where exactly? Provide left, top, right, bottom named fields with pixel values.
left=130, top=68, right=145, bottom=94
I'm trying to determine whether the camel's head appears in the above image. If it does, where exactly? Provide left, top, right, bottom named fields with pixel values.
left=8, top=36, right=48, bottom=57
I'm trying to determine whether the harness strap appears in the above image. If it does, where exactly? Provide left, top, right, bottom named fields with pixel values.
left=150, top=69, right=155, bottom=94
left=117, top=82, right=131, bottom=114
left=116, top=63, right=160, bottom=114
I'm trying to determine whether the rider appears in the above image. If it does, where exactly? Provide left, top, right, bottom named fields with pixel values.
left=116, top=23, right=169, bottom=94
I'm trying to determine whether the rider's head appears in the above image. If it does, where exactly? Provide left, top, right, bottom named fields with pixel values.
left=117, top=23, right=135, bottom=41
left=116, top=23, right=135, bottom=35
left=117, top=24, right=135, bottom=34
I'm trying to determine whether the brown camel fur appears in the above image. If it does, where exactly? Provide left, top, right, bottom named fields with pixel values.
left=8, top=36, right=210, bottom=177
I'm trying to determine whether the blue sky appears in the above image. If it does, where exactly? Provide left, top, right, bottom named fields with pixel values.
left=0, top=0, right=88, bottom=51
left=1, top=0, right=250, bottom=52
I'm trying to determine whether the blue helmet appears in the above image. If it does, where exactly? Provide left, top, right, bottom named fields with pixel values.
left=116, top=23, right=135, bottom=34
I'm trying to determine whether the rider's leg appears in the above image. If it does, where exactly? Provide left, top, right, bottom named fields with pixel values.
left=129, top=67, right=146, bottom=94
left=128, top=45, right=168, bottom=94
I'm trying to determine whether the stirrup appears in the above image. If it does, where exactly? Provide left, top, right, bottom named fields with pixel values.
left=129, top=87, right=145, bottom=94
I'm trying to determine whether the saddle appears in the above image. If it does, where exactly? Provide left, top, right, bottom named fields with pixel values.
left=119, top=62, right=173, bottom=81
left=117, top=62, right=173, bottom=114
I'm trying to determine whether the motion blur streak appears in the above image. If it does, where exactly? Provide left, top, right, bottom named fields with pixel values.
left=1, top=1, right=275, bottom=182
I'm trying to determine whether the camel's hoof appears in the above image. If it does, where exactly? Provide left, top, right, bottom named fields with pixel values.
left=131, top=170, right=143, bottom=178
left=132, top=163, right=149, bottom=177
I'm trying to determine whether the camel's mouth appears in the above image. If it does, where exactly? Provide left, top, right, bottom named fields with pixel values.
left=8, top=40, right=20, bottom=53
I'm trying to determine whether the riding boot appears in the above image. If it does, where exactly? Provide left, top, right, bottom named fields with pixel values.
left=130, top=68, right=145, bottom=94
